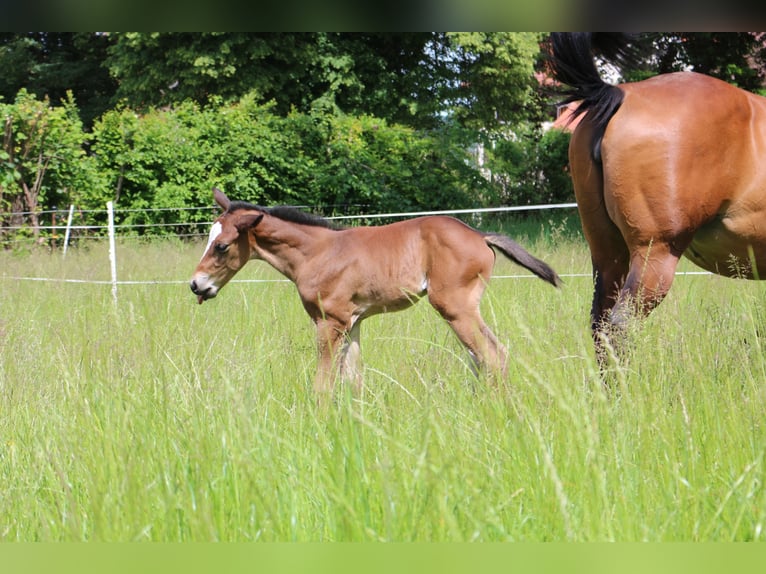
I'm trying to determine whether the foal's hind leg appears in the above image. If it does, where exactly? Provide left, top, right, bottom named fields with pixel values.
left=452, top=314, right=508, bottom=376
left=428, top=283, right=508, bottom=377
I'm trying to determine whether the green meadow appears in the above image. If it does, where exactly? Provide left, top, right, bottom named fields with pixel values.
left=1, top=217, right=766, bottom=541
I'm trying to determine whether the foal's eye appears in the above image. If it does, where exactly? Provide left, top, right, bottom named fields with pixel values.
left=214, top=242, right=229, bottom=254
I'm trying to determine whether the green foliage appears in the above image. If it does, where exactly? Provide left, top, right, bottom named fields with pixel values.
left=0, top=89, right=104, bottom=243
left=101, top=33, right=547, bottom=133
left=328, top=33, right=434, bottom=127
left=4, top=32, right=766, bottom=130
left=618, top=33, right=766, bottom=93
left=104, top=33, right=440, bottom=127
left=0, top=33, right=114, bottom=128
left=446, top=33, right=544, bottom=130
left=90, top=96, right=489, bottom=230
left=672, top=33, right=766, bottom=91
left=105, top=33, right=312, bottom=112
left=310, top=114, right=489, bottom=213
left=1, top=79, right=567, bottom=243
left=92, top=101, right=217, bottom=231
left=535, top=128, right=573, bottom=201
left=485, top=125, right=573, bottom=206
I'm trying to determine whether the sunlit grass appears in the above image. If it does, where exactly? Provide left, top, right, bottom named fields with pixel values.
left=1, top=230, right=765, bottom=541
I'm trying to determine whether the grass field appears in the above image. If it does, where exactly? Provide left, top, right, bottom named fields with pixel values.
left=1, top=215, right=766, bottom=541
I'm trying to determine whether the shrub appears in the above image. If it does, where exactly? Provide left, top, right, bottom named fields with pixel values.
left=90, top=94, right=493, bottom=232
left=0, top=89, right=104, bottom=245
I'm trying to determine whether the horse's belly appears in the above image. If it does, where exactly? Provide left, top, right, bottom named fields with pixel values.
left=354, top=277, right=427, bottom=317
left=686, top=214, right=766, bottom=279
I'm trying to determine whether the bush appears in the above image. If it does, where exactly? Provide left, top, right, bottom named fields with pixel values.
left=0, top=89, right=105, bottom=246
left=309, top=114, right=490, bottom=214
left=3, top=89, right=567, bottom=241
left=90, top=94, right=493, bottom=230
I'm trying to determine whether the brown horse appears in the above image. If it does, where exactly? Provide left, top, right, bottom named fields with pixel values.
left=190, top=188, right=561, bottom=397
left=548, top=33, right=766, bottom=363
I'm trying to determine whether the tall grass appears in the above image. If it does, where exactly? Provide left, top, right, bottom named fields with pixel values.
left=1, top=230, right=765, bottom=541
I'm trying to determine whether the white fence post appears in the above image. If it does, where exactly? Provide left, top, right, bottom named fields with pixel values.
left=62, top=204, right=75, bottom=258
left=107, top=201, right=118, bottom=305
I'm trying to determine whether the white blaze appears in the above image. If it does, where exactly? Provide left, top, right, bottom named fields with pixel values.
left=201, top=221, right=222, bottom=261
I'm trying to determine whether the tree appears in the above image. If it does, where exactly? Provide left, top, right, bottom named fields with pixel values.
left=670, top=33, right=766, bottom=92
left=104, top=33, right=440, bottom=126
left=1, top=32, right=549, bottom=137
left=0, top=33, right=115, bottom=127
left=0, top=89, right=98, bottom=240
left=330, top=33, right=545, bottom=132
left=105, top=33, right=323, bottom=114
left=104, top=33, right=546, bottom=132
left=317, top=33, right=434, bottom=126
left=444, top=33, right=545, bottom=131
left=606, top=33, right=766, bottom=93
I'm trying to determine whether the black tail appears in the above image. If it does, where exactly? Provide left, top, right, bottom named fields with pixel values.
left=548, top=33, right=634, bottom=152
left=483, top=233, right=562, bottom=288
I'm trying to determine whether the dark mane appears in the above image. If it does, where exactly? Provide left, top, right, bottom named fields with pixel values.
left=227, top=201, right=343, bottom=230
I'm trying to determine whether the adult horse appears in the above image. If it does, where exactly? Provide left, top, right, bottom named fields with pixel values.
left=548, top=32, right=766, bottom=363
left=190, top=188, right=561, bottom=399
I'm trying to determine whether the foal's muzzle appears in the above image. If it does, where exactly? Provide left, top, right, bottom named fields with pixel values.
left=190, top=275, right=218, bottom=304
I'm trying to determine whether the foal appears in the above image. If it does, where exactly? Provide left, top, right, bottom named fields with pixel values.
left=191, top=188, right=561, bottom=397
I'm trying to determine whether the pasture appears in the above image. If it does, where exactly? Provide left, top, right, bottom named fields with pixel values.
left=1, top=216, right=765, bottom=541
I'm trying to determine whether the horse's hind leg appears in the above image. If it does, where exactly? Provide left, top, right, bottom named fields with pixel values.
left=428, top=284, right=508, bottom=377
left=590, top=250, right=630, bottom=364
left=570, top=120, right=631, bottom=364
left=448, top=313, right=508, bottom=377
left=597, top=242, right=681, bottom=364
left=617, top=243, right=680, bottom=323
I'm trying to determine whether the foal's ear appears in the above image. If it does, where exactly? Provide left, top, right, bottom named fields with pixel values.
left=235, top=212, right=264, bottom=232
left=213, top=187, right=230, bottom=211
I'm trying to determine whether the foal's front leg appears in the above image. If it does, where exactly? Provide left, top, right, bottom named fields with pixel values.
left=339, top=321, right=362, bottom=392
left=313, top=318, right=363, bottom=400
left=314, top=318, right=344, bottom=397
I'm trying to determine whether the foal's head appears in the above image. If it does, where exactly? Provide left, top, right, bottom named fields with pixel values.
left=190, top=188, right=263, bottom=304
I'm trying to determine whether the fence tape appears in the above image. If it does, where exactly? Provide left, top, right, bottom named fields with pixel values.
left=0, top=201, right=715, bottom=287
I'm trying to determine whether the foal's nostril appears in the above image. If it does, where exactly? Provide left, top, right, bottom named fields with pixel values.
left=190, top=280, right=198, bottom=293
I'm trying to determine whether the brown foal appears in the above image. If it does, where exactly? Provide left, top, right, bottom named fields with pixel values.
left=191, top=188, right=561, bottom=398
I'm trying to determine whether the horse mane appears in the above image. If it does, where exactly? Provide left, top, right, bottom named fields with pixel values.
left=227, top=200, right=344, bottom=230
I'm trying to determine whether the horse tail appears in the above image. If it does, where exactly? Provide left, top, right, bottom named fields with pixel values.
left=483, top=233, right=562, bottom=288
left=548, top=33, right=634, bottom=158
